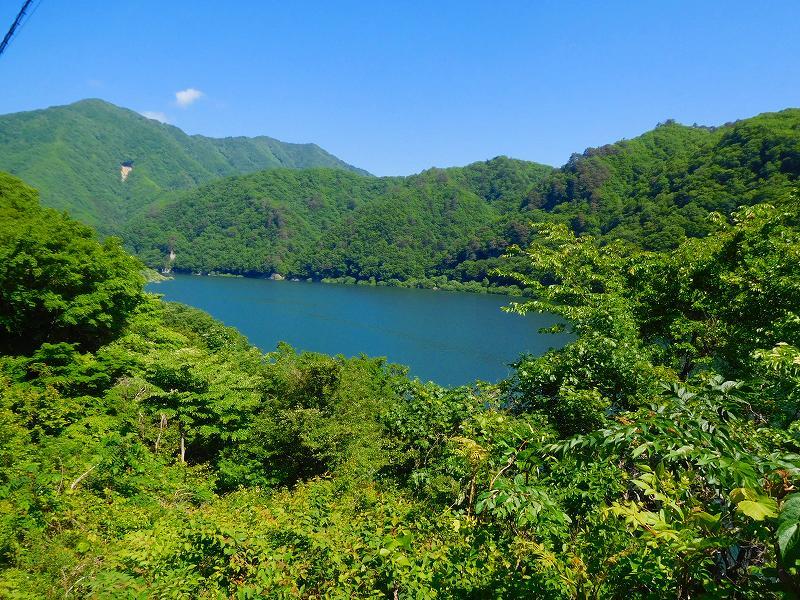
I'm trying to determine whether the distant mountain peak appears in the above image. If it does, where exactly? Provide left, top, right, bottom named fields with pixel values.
left=0, top=98, right=368, bottom=229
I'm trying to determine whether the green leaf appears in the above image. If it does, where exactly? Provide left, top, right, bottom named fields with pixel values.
left=778, top=493, right=800, bottom=527
left=737, top=498, right=778, bottom=521
left=394, top=554, right=411, bottom=568
left=777, top=494, right=800, bottom=564
left=730, top=487, right=758, bottom=503
left=631, top=442, right=649, bottom=458
left=691, top=511, right=721, bottom=530
left=777, top=522, right=800, bottom=565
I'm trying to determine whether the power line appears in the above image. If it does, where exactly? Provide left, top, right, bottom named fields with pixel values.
left=0, top=0, right=36, bottom=59
left=12, top=0, right=43, bottom=39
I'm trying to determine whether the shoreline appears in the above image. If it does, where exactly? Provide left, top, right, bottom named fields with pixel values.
left=149, top=268, right=531, bottom=297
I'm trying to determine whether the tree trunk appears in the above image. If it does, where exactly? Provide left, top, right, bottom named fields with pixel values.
left=70, top=463, right=99, bottom=490
left=155, top=413, right=167, bottom=452
left=467, top=473, right=476, bottom=515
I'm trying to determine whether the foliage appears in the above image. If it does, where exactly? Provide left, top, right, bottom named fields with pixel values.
left=123, top=157, right=553, bottom=289
left=0, top=172, right=144, bottom=354
left=0, top=99, right=365, bottom=231
left=526, top=109, right=800, bottom=250
left=125, top=109, right=800, bottom=290
left=1, top=111, right=800, bottom=598
left=501, top=198, right=800, bottom=435
left=7, top=103, right=797, bottom=293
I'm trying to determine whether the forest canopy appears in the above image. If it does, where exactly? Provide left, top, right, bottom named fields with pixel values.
left=1, top=166, right=800, bottom=597
left=0, top=99, right=366, bottom=230
left=0, top=172, right=143, bottom=354
left=124, top=109, right=800, bottom=289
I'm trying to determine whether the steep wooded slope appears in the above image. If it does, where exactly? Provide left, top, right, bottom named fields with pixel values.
left=0, top=99, right=366, bottom=230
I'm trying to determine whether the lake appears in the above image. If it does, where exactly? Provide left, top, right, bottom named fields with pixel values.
left=146, top=275, right=572, bottom=387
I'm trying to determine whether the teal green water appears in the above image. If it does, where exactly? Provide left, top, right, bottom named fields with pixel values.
left=146, top=275, right=572, bottom=387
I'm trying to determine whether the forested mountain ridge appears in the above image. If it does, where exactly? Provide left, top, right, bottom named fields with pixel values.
left=127, top=109, right=799, bottom=284
left=528, top=108, right=800, bottom=249
left=2, top=101, right=795, bottom=287
left=124, top=157, right=553, bottom=282
left=0, top=99, right=366, bottom=230
left=2, top=170, right=800, bottom=597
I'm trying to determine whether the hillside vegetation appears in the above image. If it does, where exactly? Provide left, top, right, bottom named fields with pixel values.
left=526, top=109, right=800, bottom=249
left=0, top=99, right=365, bottom=231
left=4, top=101, right=796, bottom=291
left=124, top=157, right=552, bottom=285
left=2, top=146, right=800, bottom=597
left=127, top=109, right=800, bottom=287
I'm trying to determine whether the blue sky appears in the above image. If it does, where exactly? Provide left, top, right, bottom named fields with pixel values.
left=1, top=1, right=798, bottom=175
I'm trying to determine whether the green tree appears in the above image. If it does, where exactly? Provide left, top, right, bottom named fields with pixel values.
left=0, top=172, right=144, bottom=354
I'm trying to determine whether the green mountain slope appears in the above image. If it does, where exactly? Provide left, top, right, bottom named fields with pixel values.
left=526, top=108, right=800, bottom=249
left=0, top=99, right=366, bottom=230
left=307, top=159, right=553, bottom=281
left=126, top=168, right=391, bottom=274
left=124, top=157, right=553, bottom=282
left=126, top=109, right=799, bottom=285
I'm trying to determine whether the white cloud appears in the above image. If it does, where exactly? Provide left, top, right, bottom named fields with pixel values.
left=141, top=111, right=170, bottom=124
left=175, top=88, right=203, bottom=108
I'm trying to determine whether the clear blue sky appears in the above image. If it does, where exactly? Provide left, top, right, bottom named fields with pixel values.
left=1, top=1, right=798, bottom=175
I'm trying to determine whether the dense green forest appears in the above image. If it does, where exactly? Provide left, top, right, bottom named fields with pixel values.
left=2, top=101, right=796, bottom=292
left=0, top=99, right=365, bottom=231
left=125, top=109, right=800, bottom=288
left=525, top=109, right=800, bottom=249
left=2, top=142, right=800, bottom=600
left=122, top=157, right=552, bottom=288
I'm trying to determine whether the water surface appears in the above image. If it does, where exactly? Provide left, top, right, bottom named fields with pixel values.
left=147, top=275, right=572, bottom=386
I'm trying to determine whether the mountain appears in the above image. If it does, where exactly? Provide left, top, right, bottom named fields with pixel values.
left=123, top=157, right=554, bottom=282
left=0, top=99, right=366, bottom=230
left=2, top=101, right=796, bottom=287
left=125, top=109, right=800, bottom=285
left=525, top=108, right=800, bottom=249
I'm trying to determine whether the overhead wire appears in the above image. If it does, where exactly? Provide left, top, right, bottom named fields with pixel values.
left=0, top=0, right=39, bottom=59
left=11, top=0, right=43, bottom=39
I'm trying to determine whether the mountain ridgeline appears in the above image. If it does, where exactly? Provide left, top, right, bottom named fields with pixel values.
left=524, top=109, right=800, bottom=249
left=126, top=108, right=800, bottom=284
left=1, top=100, right=798, bottom=286
left=124, top=158, right=553, bottom=282
left=0, top=99, right=366, bottom=231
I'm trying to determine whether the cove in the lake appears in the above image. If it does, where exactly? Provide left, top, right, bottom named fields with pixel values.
left=146, top=275, right=573, bottom=387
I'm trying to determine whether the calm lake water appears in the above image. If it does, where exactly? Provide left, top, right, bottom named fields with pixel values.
left=146, top=275, right=572, bottom=387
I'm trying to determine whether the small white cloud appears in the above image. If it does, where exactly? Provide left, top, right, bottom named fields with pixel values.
left=175, top=88, right=203, bottom=108
left=87, top=79, right=104, bottom=88
left=141, top=111, right=170, bottom=123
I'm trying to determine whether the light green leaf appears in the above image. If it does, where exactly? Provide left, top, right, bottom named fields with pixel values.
left=737, top=498, right=778, bottom=521
left=631, top=443, right=649, bottom=458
